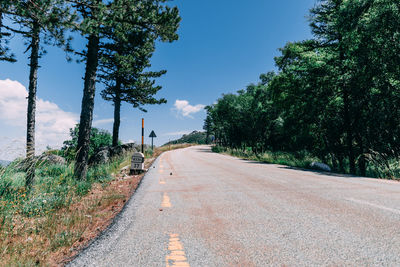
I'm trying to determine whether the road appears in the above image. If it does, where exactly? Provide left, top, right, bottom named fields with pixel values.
left=70, top=145, right=400, bottom=266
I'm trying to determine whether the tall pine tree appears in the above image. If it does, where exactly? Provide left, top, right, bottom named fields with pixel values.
left=72, top=0, right=180, bottom=180
left=99, top=27, right=167, bottom=147
left=4, top=0, right=73, bottom=188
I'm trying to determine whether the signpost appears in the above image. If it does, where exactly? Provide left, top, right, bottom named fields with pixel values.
left=141, top=118, right=144, bottom=153
left=149, top=130, right=157, bottom=150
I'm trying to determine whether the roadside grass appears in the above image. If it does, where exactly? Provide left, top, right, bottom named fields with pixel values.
left=0, top=143, right=192, bottom=266
left=365, top=151, right=400, bottom=180
left=212, top=146, right=319, bottom=169
left=0, top=154, right=128, bottom=266
left=212, top=146, right=400, bottom=180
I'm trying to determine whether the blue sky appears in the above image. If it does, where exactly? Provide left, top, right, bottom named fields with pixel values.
left=0, top=0, right=315, bottom=160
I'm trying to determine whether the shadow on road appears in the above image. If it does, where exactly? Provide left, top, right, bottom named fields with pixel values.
left=194, top=147, right=214, bottom=153
left=238, top=158, right=365, bottom=179
left=196, top=146, right=370, bottom=180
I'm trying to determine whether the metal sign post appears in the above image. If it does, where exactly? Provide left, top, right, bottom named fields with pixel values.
left=141, top=118, right=144, bottom=153
left=149, top=130, right=157, bottom=150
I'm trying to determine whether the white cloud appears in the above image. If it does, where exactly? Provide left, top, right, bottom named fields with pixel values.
left=93, top=118, right=114, bottom=127
left=173, top=99, right=205, bottom=118
left=0, top=79, right=78, bottom=159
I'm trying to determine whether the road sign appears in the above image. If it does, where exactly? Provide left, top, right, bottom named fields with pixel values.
left=149, top=130, right=157, bottom=138
left=130, top=152, right=144, bottom=174
left=149, top=130, right=157, bottom=150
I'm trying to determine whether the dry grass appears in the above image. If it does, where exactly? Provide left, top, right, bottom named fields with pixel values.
left=0, top=143, right=192, bottom=267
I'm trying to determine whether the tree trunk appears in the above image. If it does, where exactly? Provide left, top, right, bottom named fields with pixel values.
left=25, top=21, right=40, bottom=189
left=338, top=32, right=356, bottom=175
left=112, top=79, right=122, bottom=147
left=338, top=154, right=345, bottom=173
left=343, top=90, right=356, bottom=174
left=356, top=134, right=366, bottom=176
left=74, top=34, right=100, bottom=180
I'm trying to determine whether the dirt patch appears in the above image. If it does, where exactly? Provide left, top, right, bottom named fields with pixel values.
left=54, top=172, right=142, bottom=266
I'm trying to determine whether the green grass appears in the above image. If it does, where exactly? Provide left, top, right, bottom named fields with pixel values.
left=212, top=146, right=319, bottom=169
left=0, top=146, right=180, bottom=265
left=0, top=155, right=128, bottom=228
left=212, top=146, right=400, bottom=180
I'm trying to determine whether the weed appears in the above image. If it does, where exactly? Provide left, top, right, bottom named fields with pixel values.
left=50, top=230, right=75, bottom=251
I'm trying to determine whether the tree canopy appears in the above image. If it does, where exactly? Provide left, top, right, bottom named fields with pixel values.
left=205, top=0, right=400, bottom=176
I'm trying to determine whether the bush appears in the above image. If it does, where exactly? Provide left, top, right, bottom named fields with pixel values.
left=145, top=148, right=154, bottom=157
left=36, top=164, right=70, bottom=178
left=61, top=124, right=115, bottom=161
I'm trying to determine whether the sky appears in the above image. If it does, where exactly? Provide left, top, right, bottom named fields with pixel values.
left=0, top=0, right=316, bottom=161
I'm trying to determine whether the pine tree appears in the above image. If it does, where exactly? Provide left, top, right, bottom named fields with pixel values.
left=309, top=0, right=359, bottom=174
left=4, top=0, right=73, bottom=188
left=99, top=28, right=167, bottom=147
left=0, top=1, right=16, bottom=62
left=72, top=0, right=180, bottom=180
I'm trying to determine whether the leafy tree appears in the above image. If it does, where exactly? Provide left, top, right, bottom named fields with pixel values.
left=205, top=0, right=400, bottom=177
left=203, top=115, right=212, bottom=144
left=164, top=131, right=208, bottom=146
left=62, top=125, right=114, bottom=161
left=72, top=0, right=180, bottom=180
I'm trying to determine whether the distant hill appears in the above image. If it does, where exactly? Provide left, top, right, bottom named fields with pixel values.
left=164, top=131, right=208, bottom=146
left=0, top=160, right=11, bottom=167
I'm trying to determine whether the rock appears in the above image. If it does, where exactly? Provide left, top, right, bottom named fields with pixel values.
left=89, top=149, right=110, bottom=165
left=110, top=146, right=124, bottom=158
left=39, top=154, right=66, bottom=165
left=89, top=142, right=138, bottom=165
left=310, top=162, right=331, bottom=172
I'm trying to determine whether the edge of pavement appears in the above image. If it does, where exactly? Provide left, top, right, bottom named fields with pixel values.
left=63, top=151, right=163, bottom=266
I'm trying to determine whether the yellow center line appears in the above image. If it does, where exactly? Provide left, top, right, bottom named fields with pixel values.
left=161, top=193, right=171, bottom=208
left=166, top=234, right=190, bottom=267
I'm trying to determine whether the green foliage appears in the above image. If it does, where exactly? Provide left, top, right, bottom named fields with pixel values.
left=164, top=131, right=208, bottom=146
left=212, top=146, right=318, bottom=170
left=206, top=0, right=400, bottom=179
left=145, top=148, right=154, bottom=157
left=0, top=2, right=15, bottom=62
left=99, top=17, right=169, bottom=112
left=62, top=124, right=113, bottom=161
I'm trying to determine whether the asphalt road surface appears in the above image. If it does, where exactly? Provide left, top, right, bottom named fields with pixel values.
left=70, top=145, right=400, bottom=266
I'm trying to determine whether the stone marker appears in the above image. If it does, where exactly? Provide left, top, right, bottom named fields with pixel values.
left=130, top=152, right=145, bottom=175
